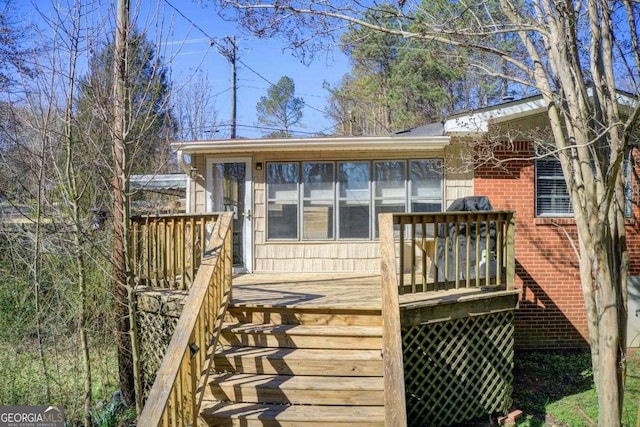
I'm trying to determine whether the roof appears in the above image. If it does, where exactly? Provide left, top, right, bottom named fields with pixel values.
left=171, top=134, right=450, bottom=154
left=393, top=122, right=445, bottom=137
left=130, top=174, right=187, bottom=195
left=443, top=90, right=639, bottom=134
left=172, top=91, right=638, bottom=154
left=443, top=95, right=547, bottom=134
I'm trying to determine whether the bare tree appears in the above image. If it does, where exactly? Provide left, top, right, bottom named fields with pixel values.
left=174, top=70, right=221, bottom=141
left=219, top=1, right=640, bottom=425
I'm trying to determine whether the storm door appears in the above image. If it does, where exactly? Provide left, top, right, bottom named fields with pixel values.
left=206, top=157, right=252, bottom=272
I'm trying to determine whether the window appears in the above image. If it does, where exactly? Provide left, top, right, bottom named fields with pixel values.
left=535, top=159, right=572, bottom=216
left=266, top=159, right=443, bottom=240
left=303, top=162, right=334, bottom=239
left=338, top=162, right=371, bottom=239
left=535, top=156, right=633, bottom=217
left=267, top=163, right=299, bottom=239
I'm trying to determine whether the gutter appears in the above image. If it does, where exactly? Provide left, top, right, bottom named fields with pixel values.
left=170, top=135, right=451, bottom=154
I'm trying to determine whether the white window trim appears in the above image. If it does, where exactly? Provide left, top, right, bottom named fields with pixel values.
left=266, top=159, right=444, bottom=241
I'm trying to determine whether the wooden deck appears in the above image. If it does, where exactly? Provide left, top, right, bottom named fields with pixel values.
left=231, top=272, right=517, bottom=312
left=231, top=273, right=383, bottom=309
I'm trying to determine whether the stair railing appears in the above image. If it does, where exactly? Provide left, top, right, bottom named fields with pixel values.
left=138, top=211, right=234, bottom=426
left=130, top=213, right=220, bottom=290
left=379, top=213, right=408, bottom=427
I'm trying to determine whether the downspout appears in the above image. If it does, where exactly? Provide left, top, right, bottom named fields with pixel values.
left=177, top=149, right=193, bottom=213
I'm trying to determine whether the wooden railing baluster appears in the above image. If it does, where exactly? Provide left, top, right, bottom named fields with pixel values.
left=130, top=213, right=219, bottom=290
left=137, top=212, right=234, bottom=427
left=383, top=211, right=515, bottom=297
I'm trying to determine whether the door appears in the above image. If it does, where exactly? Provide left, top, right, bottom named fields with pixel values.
left=206, top=157, right=252, bottom=273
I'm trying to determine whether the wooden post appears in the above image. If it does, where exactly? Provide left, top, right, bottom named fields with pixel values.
left=379, top=214, right=408, bottom=427
left=506, top=212, right=516, bottom=290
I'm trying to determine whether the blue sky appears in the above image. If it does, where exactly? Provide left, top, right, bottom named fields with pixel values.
left=22, top=1, right=350, bottom=139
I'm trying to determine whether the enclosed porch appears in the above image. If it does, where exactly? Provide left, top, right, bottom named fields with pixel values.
left=134, top=210, right=518, bottom=426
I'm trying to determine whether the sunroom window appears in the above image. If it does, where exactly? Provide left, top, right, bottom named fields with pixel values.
left=338, top=162, right=371, bottom=239
left=302, top=162, right=334, bottom=239
left=266, top=159, right=443, bottom=241
left=266, top=162, right=299, bottom=239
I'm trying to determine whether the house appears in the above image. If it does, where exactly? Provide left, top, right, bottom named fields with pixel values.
left=171, top=95, right=640, bottom=351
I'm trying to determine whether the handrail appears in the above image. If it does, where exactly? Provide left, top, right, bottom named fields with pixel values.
left=130, top=213, right=219, bottom=290
left=379, top=214, right=408, bottom=427
left=137, top=212, right=234, bottom=426
left=392, top=211, right=515, bottom=295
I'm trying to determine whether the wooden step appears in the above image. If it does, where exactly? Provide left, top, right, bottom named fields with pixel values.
left=206, top=373, right=384, bottom=405
left=199, top=401, right=385, bottom=427
left=219, top=323, right=383, bottom=349
left=225, top=306, right=382, bottom=326
left=213, top=346, right=383, bottom=377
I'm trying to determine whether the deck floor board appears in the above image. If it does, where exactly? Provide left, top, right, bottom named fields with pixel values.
left=231, top=273, right=514, bottom=310
left=231, top=273, right=382, bottom=309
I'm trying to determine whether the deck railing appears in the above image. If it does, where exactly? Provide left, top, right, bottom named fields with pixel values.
left=392, top=211, right=516, bottom=294
left=130, top=213, right=219, bottom=290
left=137, top=212, right=234, bottom=426
left=379, top=211, right=515, bottom=427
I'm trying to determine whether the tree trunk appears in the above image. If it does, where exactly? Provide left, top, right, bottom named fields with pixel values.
left=113, top=0, right=142, bottom=412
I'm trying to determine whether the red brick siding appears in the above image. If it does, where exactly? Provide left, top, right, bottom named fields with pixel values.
left=475, top=142, right=640, bottom=349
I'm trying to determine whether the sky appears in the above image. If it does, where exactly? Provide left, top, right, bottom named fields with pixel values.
left=21, top=1, right=351, bottom=140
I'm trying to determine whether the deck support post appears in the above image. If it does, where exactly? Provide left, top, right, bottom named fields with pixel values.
left=379, top=214, right=408, bottom=427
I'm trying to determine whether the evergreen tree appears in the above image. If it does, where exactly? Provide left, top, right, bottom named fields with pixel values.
left=256, top=76, right=304, bottom=137
left=327, top=3, right=509, bottom=135
left=75, top=30, right=175, bottom=209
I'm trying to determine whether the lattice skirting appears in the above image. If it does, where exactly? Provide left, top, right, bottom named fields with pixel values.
left=403, top=310, right=514, bottom=427
left=137, top=310, right=179, bottom=398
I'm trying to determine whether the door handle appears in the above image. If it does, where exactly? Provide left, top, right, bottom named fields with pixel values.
left=243, top=209, right=251, bottom=220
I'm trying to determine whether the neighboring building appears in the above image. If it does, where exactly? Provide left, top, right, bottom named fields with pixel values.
left=171, top=95, right=640, bottom=350
left=130, top=173, right=187, bottom=215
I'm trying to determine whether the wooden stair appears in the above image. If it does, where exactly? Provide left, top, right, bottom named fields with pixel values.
left=199, top=304, right=385, bottom=426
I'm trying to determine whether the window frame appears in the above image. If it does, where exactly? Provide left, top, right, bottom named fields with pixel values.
left=534, top=158, right=573, bottom=217
left=535, top=155, right=633, bottom=218
left=266, top=162, right=300, bottom=240
left=265, top=158, right=444, bottom=241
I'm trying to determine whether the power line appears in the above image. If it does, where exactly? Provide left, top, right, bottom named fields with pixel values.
left=235, top=57, right=330, bottom=117
left=162, top=0, right=334, bottom=134
left=162, top=0, right=212, bottom=43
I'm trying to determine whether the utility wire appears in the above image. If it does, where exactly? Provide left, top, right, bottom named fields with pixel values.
left=162, top=0, right=212, bottom=42
left=161, top=0, right=334, bottom=134
left=235, top=56, right=329, bottom=117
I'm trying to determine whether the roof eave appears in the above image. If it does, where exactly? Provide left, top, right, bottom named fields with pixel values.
left=171, top=135, right=451, bottom=154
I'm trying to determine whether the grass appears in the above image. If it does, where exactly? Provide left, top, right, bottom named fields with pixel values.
left=0, top=338, right=124, bottom=426
left=512, top=350, right=640, bottom=426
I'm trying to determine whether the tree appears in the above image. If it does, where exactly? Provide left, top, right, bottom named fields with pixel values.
left=174, top=70, right=221, bottom=141
left=325, top=4, right=523, bottom=136
left=220, top=1, right=640, bottom=425
left=75, top=26, right=175, bottom=210
left=0, top=2, right=122, bottom=423
left=74, top=16, right=176, bottom=409
left=0, top=0, right=34, bottom=90
left=256, top=75, right=304, bottom=137
left=327, top=7, right=465, bottom=135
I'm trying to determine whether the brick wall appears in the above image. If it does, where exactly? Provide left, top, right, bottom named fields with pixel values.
left=473, top=141, right=640, bottom=349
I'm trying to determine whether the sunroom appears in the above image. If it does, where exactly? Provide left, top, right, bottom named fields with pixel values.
left=173, top=129, right=472, bottom=273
